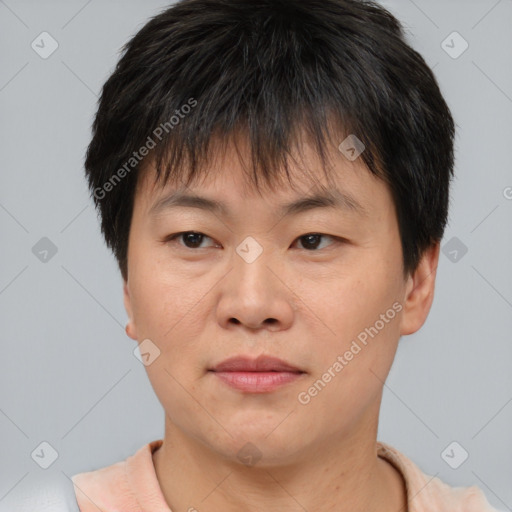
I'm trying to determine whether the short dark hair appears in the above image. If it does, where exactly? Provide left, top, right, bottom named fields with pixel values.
left=84, top=0, right=456, bottom=282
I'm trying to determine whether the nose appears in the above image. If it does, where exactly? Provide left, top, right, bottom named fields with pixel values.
left=215, top=244, right=295, bottom=332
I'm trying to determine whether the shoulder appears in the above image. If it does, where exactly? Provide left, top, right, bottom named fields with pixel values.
left=376, top=441, right=501, bottom=512
left=71, top=457, right=133, bottom=511
left=70, top=440, right=163, bottom=512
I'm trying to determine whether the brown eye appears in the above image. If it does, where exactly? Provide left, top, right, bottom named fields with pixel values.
left=295, top=233, right=335, bottom=251
left=166, top=231, right=215, bottom=249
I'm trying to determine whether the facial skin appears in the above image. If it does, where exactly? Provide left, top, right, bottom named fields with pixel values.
left=123, top=133, right=440, bottom=512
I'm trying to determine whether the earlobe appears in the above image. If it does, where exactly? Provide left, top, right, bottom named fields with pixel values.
left=123, top=281, right=138, bottom=340
left=399, top=242, right=440, bottom=336
left=125, top=323, right=137, bottom=339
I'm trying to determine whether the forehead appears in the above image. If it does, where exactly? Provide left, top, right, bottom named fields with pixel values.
left=134, top=132, right=387, bottom=220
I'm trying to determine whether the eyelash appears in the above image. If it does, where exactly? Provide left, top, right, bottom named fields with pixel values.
left=163, top=231, right=343, bottom=251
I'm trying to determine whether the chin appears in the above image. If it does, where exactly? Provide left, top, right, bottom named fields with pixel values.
left=204, top=426, right=308, bottom=468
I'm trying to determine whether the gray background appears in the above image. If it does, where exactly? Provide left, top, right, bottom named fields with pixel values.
left=1, top=0, right=511, bottom=509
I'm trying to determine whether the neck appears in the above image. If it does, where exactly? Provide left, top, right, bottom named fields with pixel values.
left=153, top=407, right=407, bottom=512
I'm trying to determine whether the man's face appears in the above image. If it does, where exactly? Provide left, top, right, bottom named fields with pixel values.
left=123, top=135, right=427, bottom=464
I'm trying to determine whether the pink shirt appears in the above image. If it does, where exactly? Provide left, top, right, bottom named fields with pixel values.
left=71, top=440, right=499, bottom=511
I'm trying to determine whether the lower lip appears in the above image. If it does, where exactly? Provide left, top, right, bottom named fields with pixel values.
left=210, top=371, right=304, bottom=393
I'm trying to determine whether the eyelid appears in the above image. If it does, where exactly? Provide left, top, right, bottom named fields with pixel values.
left=163, top=231, right=217, bottom=248
left=292, top=233, right=341, bottom=250
left=163, top=231, right=345, bottom=251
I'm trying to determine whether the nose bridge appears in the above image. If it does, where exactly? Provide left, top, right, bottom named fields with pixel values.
left=215, top=233, right=294, bottom=330
left=232, top=234, right=275, bottom=298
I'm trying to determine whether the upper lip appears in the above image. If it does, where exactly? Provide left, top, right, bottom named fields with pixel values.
left=210, top=355, right=304, bottom=373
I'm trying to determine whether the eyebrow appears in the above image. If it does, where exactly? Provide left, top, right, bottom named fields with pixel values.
left=148, top=188, right=367, bottom=219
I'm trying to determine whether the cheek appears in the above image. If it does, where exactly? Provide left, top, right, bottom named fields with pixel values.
left=129, top=264, right=216, bottom=382
left=130, top=261, right=199, bottom=334
left=305, top=251, right=403, bottom=387
left=297, top=299, right=402, bottom=436
left=313, top=265, right=399, bottom=343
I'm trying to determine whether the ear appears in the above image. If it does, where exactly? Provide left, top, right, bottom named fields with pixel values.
left=400, top=242, right=440, bottom=336
left=123, top=280, right=138, bottom=340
